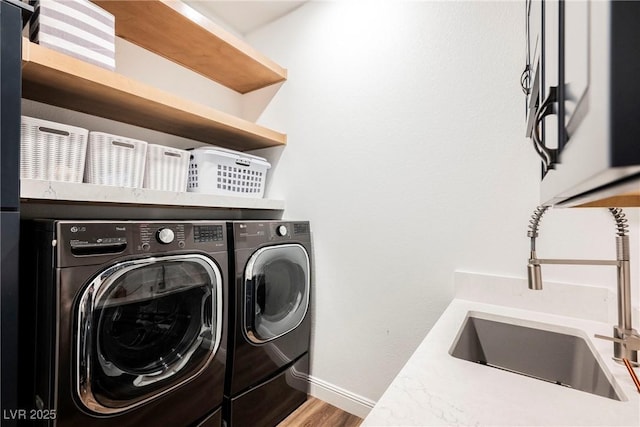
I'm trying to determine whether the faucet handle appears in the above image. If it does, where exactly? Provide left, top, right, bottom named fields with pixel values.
left=595, top=332, right=640, bottom=353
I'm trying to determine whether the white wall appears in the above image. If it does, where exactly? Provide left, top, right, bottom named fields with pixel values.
left=23, top=0, right=640, bottom=417
left=241, top=0, right=640, bottom=415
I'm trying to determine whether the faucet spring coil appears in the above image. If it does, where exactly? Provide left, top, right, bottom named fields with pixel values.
left=527, top=205, right=549, bottom=238
left=608, top=207, right=629, bottom=237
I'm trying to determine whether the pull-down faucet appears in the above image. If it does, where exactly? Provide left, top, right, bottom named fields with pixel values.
left=527, top=206, right=640, bottom=364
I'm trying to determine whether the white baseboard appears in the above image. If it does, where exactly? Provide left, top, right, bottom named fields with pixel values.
left=307, top=375, right=376, bottom=419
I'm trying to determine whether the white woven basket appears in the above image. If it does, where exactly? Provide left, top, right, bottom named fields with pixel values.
left=20, top=116, right=88, bottom=182
left=143, top=144, right=190, bottom=192
left=85, top=132, right=147, bottom=187
left=187, top=147, right=271, bottom=198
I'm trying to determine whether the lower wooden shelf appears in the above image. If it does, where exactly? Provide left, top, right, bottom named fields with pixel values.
left=20, top=179, right=284, bottom=211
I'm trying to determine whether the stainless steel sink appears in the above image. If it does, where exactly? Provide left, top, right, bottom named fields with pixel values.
left=449, top=312, right=624, bottom=401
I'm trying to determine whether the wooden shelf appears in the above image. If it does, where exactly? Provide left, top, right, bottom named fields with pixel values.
left=20, top=179, right=285, bottom=211
left=576, top=190, right=640, bottom=208
left=21, top=39, right=287, bottom=151
left=555, top=176, right=640, bottom=208
left=92, top=0, right=287, bottom=94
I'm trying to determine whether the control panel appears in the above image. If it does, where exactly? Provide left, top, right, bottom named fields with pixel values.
left=58, top=221, right=227, bottom=266
left=138, top=223, right=187, bottom=252
left=293, top=223, right=310, bottom=235
left=135, top=222, right=226, bottom=252
left=233, top=221, right=311, bottom=250
left=194, top=224, right=224, bottom=243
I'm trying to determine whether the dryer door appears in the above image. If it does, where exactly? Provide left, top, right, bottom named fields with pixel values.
left=76, top=254, right=223, bottom=414
left=244, top=244, right=310, bottom=344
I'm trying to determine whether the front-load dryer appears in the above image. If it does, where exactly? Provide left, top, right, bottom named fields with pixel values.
left=224, top=221, right=312, bottom=427
left=19, top=220, right=229, bottom=427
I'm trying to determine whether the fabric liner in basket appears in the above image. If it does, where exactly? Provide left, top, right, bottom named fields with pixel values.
left=143, top=144, right=190, bottom=192
left=20, top=116, right=89, bottom=183
left=85, top=132, right=147, bottom=188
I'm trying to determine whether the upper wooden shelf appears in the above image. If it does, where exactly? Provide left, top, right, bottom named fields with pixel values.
left=21, top=39, right=286, bottom=151
left=91, top=0, right=287, bottom=94
left=555, top=176, right=640, bottom=208
left=575, top=190, right=640, bottom=208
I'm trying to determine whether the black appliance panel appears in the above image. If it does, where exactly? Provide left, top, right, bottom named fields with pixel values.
left=54, top=221, right=228, bottom=268
left=196, top=406, right=222, bottom=427
left=231, top=221, right=311, bottom=251
left=227, top=221, right=311, bottom=397
left=226, top=353, right=309, bottom=427
left=21, top=220, right=228, bottom=427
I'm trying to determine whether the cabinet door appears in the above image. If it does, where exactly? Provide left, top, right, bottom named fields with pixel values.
left=563, top=1, right=589, bottom=144
left=539, top=1, right=640, bottom=206
left=1, top=212, right=19, bottom=425
left=524, top=0, right=542, bottom=118
left=0, top=2, right=26, bottom=425
left=0, top=0, right=22, bottom=210
left=540, top=0, right=560, bottom=171
left=539, top=0, right=590, bottom=171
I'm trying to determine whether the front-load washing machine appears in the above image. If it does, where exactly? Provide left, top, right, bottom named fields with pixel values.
left=224, top=221, right=312, bottom=427
left=19, top=220, right=229, bottom=427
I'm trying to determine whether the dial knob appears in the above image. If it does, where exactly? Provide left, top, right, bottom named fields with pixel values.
left=157, top=228, right=175, bottom=244
left=276, top=225, right=288, bottom=236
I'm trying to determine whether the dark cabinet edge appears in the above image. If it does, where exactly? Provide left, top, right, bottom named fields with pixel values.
left=0, top=0, right=33, bottom=22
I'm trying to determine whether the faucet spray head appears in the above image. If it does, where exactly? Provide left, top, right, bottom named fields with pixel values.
left=526, top=205, right=549, bottom=290
left=527, top=262, right=543, bottom=290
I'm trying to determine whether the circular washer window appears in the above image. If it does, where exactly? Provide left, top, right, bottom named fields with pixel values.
left=76, top=255, right=222, bottom=414
left=244, top=244, right=310, bottom=343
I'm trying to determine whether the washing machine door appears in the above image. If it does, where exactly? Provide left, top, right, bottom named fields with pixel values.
left=244, top=244, right=310, bottom=344
left=76, top=254, right=223, bottom=414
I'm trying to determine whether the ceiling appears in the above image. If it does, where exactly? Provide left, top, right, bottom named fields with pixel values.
left=183, top=1, right=307, bottom=35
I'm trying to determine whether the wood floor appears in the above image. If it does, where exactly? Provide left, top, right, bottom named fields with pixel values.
left=278, top=397, right=363, bottom=427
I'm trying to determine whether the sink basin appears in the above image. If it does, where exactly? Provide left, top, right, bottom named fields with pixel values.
left=449, top=312, right=624, bottom=401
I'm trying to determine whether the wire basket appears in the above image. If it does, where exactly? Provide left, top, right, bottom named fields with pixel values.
left=20, top=116, right=89, bottom=182
left=85, top=132, right=147, bottom=187
left=143, top=144, right=190, bottom=192
left=187, top=147, right=271, bottom=198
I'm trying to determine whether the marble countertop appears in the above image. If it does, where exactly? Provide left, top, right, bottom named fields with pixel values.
left=19, top=179, right=285, bottom=210
left=363, top=273, right=640, bottom=426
